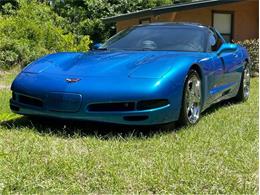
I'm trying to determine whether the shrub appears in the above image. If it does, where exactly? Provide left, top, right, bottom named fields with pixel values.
left=0, top=0, right=91, bottom=70
left=237, top=39, right=259, bottom=76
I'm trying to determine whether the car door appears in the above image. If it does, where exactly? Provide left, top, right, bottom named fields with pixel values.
left=214, top=29, right=242, bottom=86
left=208, top=28, right=239, bottom=101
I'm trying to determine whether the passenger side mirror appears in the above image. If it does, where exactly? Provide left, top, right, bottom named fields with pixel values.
left=217, top=43, right=238, bottom=56
left=92, top=43, right=103, bottom=50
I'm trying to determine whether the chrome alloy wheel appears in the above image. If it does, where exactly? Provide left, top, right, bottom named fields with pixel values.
left=243, top=66, right=250, bottom=99
left=185, top=74, right=201, bottom=124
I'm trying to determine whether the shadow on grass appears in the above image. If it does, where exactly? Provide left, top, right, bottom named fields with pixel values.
left=0, top=99, right=238, bottom=139
left=0, top=116, right=180, bottom=139
left=202, top=98, right=238, bottom=116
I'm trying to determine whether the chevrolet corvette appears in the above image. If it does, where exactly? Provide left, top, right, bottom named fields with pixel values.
left=10, top=23, right=250, bottom=125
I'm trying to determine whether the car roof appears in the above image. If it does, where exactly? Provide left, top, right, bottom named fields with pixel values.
left=135, top=22, right=210, bottom=30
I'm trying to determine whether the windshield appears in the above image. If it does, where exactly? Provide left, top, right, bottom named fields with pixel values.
left=100, top=26, right=206, bottom=52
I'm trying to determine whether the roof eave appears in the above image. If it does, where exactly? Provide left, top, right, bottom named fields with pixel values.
left=103, top=0, right=242, bottom=23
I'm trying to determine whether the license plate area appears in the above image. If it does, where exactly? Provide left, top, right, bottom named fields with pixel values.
left=47, top=92, right=82, bottom=112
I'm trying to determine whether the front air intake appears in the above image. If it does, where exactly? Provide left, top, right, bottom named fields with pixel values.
left=88, top=102, right=135, bottom=112
left=136, top=99, right=169, bottom=110
left=123, top=115, right=148, bottom=121
left=18, top=95, right=43, bottom=107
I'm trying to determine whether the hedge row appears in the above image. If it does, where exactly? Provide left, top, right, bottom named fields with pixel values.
left=237, top=39, right=259, bottom=76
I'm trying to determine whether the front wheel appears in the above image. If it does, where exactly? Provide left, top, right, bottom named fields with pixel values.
left=178, top=70, right=202, bottom=126
left=235, top=64, right=250, bottom=102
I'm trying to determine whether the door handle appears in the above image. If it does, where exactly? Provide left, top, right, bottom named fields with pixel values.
left=219, top=56, right=225, bottom=64
left=219, top=56, right=226, bottom=72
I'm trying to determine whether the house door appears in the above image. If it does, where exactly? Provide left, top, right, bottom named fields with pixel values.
left=213, top=12, right=233, bottom=42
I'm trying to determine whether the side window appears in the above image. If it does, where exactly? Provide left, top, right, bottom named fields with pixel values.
left=208, top=31, right=216, bottom=51
left=210, top=29, right=223, bottom=52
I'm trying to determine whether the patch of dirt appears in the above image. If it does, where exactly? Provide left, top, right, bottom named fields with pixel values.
left=0, top=84, right=10, bottom=90
left=0, top=70, right=12, bottom=89
left=0, top=69, right=12, bottom=76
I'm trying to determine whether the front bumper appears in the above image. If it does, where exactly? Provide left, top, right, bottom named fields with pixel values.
left=10, top=98, right=179, bottom=125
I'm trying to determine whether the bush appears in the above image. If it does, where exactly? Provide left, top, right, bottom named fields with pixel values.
left=0, top=0, right=91, bottom=70
left=237, top=39, right=259, bottom=76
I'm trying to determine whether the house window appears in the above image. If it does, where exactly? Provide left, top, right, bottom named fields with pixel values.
left=139, top=18, right=151, bottom=24
left=212, top=12, right=233, bottom=42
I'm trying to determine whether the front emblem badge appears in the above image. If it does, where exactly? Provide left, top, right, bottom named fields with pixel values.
left=65, top=78, right=81, bottom=83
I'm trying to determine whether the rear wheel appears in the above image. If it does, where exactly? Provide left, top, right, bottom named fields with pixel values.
left=178, top=70, right=202, bottom=126
left=235, top=64, right=250, bottom=102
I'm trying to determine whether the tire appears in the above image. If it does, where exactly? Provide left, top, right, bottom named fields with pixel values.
left=235, top=63, right=250, bottom=102
left=178, top=69, right=202, bottom=126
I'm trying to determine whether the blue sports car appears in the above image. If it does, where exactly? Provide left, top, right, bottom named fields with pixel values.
left=10, top=23, right=250, bottom=126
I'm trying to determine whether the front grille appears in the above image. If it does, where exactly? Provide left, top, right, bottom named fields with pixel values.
left=88, top=102, right=135, bottom=112
left=18, top=95, right=43, bottom=107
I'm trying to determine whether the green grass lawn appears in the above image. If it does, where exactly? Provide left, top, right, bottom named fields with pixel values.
left=0, top=71, right=258, bottom=194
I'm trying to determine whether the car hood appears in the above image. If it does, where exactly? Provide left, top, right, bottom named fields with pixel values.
left=23, top=51, right=209, bottom=78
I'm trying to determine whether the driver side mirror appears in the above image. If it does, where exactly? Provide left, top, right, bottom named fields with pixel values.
left=92, top=43, right=103, bottom=50
left=217, top=43, right=238, bottom=56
